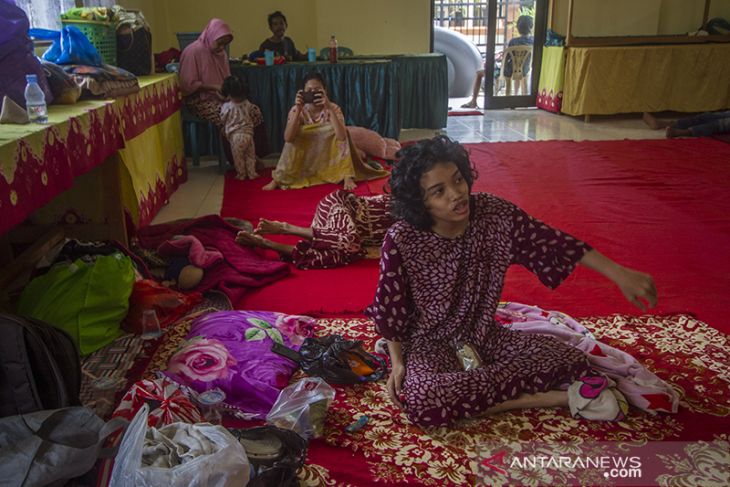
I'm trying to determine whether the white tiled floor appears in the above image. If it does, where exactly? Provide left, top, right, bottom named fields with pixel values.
left=152, top=106, right=666, bottom=224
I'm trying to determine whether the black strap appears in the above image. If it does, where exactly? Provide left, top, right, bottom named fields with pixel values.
left=270, top=342, right=303, bottom=364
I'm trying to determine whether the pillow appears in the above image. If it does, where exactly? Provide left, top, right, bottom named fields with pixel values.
left=347, top=126, right=386, bottom=159
left=384, top=137, right=401, bottom=160
left=164, top=310, right=315, bottom=419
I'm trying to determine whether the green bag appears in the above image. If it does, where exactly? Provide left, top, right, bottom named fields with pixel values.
left=18, top=253, right=135, bottom=355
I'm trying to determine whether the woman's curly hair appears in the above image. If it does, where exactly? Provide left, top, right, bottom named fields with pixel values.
left=388, top=135, right=477, bottom=230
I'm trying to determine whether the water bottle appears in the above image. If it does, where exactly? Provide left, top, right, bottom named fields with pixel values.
left=24, top=74, right=48, bottom=124
left=328, top=35, right=338, bottom=64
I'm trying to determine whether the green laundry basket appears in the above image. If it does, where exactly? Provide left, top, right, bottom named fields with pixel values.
left=62, top=19, right=117, bottom=66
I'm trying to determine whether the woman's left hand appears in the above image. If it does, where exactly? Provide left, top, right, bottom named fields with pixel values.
left=615, top=267, right=657, bottom=311
left=315, top=90, right=331, bottom=109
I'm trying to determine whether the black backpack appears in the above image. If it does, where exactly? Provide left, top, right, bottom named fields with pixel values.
left=0, top=314, right=82, bottom=418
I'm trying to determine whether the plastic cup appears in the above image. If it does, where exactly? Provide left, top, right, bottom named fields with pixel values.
left=140, top=309, right=163, bottom=340
left=198, top=388, right=226, bottom=425
left=307, top=48, right=317, bottom=62
left=264, top=50, right=274, bottom=66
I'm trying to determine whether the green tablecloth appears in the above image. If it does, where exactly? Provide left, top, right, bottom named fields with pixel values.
left=351, top=54, right=448, bottom=129
left=231, top=54, right=448, bottom=152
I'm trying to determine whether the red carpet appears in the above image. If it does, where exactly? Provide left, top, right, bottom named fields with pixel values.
left=295, top=314, right=730, bottom=486
left=222, top=139, right=730, bottom=332
left=128, top=140, right=730, bottom=485
left=221, top=169, right=385, bottom=316
left=461, top=138, right=730, bottom=333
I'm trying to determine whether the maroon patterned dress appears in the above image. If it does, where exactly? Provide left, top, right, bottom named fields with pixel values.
left=366, top=193, right=594, bottom=427
left=291, top=190, right=393, bottom=269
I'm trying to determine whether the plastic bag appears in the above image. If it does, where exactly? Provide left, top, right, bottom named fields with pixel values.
left=0, top=407, right=126, bottom=486
left=29, top=25, right=103, bottom=66
left=123, top=279, right=203, bottom=335
left=18, top=253, right=135, bottom=355
left=265, top=377, right=336, bottom=439
left=110, top=404, right=250, bottom=487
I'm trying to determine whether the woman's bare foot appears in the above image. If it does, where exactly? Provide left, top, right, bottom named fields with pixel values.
left=484, top=390, right=569, bottom=416
left=262, top=180, right=279, bottom=190
left=642, top=112, right=671, bottom=130
left=235, top=231, right=271, bottom=249
left=461, top=100, right=478, bottom=109
left=234, top=174, right=246, bottom=180
left=666, top=126, right=692, bottom=138
left=255, top=219, right=289, bottom=235
left=343, top=176, right=356, bottom=191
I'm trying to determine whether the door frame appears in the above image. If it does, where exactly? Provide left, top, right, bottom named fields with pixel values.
left=483, top=0, right=548, bottom=109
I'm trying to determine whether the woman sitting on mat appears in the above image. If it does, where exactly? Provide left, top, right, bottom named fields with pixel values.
left=643, top=111, right=730, bottom=138
left=262, top=71, right=387, bottom=191
left=367, top=135, right=658, bottom=427
left=236, top=190, right=393, bottom=269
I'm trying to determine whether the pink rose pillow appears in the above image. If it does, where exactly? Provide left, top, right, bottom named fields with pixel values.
left=164, top=310, right=315, bottom=419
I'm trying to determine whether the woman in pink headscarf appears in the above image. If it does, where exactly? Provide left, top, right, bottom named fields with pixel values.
left=179, top=19, right=232, bottom=127
left=179, top=18, right=266, bottom=162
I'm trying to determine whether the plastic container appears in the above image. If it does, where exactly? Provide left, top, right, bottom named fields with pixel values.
left=140, top=309, right=163, bottom=340
left=198, top=388, right=226, bottom=425
left=61, top=19, right=116, bottom=66
left=24, top=74, right=48, bottom=124
left=328, top=35, right=338, bottom=64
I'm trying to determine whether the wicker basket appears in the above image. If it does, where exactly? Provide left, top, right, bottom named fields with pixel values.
left=61, top=19, right=117, bottom=66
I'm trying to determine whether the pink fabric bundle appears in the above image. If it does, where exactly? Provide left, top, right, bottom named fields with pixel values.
left=158, top=235, right=223, bottom=269
left=495, top=301, right=679, bottom=414
left=136, top=215, right=290, bottom=303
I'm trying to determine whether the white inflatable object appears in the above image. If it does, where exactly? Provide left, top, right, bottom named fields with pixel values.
left=433, top=26, right=484, bottom=97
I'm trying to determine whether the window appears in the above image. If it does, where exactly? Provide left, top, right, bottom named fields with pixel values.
left=16, top=0, right=115, bottom=30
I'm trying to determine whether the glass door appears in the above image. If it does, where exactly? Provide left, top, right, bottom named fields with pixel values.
left=483, top=0, right=547, bottom=109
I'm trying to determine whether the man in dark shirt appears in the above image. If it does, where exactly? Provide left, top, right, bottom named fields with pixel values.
left=259, top=11, right=306, bottom=62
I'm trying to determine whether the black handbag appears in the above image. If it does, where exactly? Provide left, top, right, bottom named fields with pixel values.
left=272, top=334, right=387, bottom=385
left=117, top=21, right=152, bottom=75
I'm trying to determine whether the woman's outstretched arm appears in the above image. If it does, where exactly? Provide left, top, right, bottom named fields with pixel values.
left=579, top=249, right=657, bottom=310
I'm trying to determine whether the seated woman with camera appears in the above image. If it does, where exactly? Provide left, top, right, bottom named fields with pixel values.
left=262, top=71, right=387, bottom=191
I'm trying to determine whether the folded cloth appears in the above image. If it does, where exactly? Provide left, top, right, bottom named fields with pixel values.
left=0, top=95, right=29, bottom=124
left=63, top=64, right=139, bottom=98
left=158, top=235, right=224, bottom=269
left=568, top=375, right=629, bottom=421
left=142, top=422, right=220, bottom=467
left=113, top=377, right=203, bottom=428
